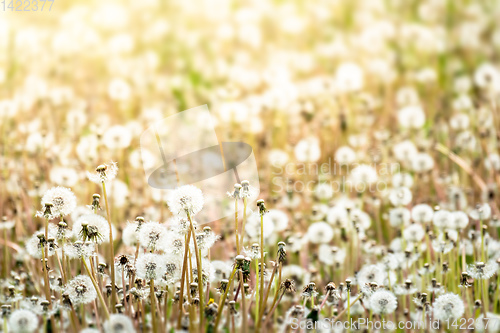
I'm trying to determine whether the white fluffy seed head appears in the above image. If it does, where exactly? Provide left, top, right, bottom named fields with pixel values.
left=103, top=314, right=135, bottom=333
left=8, top=309, right=39, bottom=333
left=433, top=293, right=465, bottom=321
left=122, top=222, right=139, bottom=247
left=411, top=204, right=434, bottom=223
left=432, top=210, right=452, bottom=229
left=356, top=264, right=386, bottom=287
left=136, top=253, right=164, bottom=281
left=403, top=223, right=425, bottom=243
left=451, top=211, right=469, bottom=229
left=40, top=186, right=77, bottom=218
left=87, top=161, right=118, bottom=184
left=398, top=105, right=426, bottom=129
left=138, top=221, right=167, bottom=252
left=369, top=289, right=398, bottom=315
left=73, top=214, right=110, bottom=244
left=306, top=222, right=334, bottom=244
left=65, top=275, right=97, bottom=305
left=389, top=207, right=411, bottom=227
left=25, top=225, right=58, bottom=258
left=167, top=185, right=204, bottom=217
left=388, top=187, right=413, bottom=206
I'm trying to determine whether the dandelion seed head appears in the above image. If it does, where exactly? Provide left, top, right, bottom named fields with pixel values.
left=334, top=146, right=356, bottom=165
left=103, top=314, right=135, bottom=333
left=266, top=209, right=289, bottom=232
left=39, top=186, right=77, bottom=218
left=368, top=289, right=398, bottom=314
left=349, top=164, right=378, bottom=187
left=138, top=221, right=167, bottom=252
left=294, top=137, right=321, bottom=162
left=432, top=210, right=452, bottom=229
left=73, top=214, right=109, bottom=244
left=306, top=222, right=334, bottom=244
left=398, top=105, right=426, bottom=129
left=469, top=203, right=492, bottom=220
left=412, top=153, right=434, bottom=173
left=467, top=261, right=497, bottom=280
left=433, top=293, right=465, bottom=321
left=8, top=309, right=38, bottom=333
left=167, top=185, right=204, bottom=217
left=122, top=221, right=139, bottom=247
left=314, top=183, right=333, bottom=201
left=389, top=207, right=411, bottom=227
left=65, top=275, right=96, bottom=305
left=136, top=253, right=164, bottom=281
left=388, top=186, right=412, bottom=206
left=87, top=161, right=118, bottom=184
left=356, top=264, right=386, bottom=287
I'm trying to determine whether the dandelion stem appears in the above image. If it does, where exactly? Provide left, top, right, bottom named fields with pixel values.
left=150, top=279, right=158, bottom=333
left=239, top=198, right=248, bottom=254
left=235, top=199, right=240, bottom=254
left=82, top=257, right=110, bottom=320
left=3, top=228, right=8, bottom=278
left=177, top=230, right=192, bottom=329
left=239, top=270, right=247, bottom=333
left=254, top=259, right=260, bottom=326
left=187, top=213, right=204, bottom=333
left=101, top=182, right=117, bottom=311
left=259, top=213, right=265, bottom=313
left=214, top=267, right=237, bottom=331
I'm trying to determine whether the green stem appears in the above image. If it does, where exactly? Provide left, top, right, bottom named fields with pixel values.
left=150, top=279, right=157, bottom=333
left=177, top=231, right=192, bottom=329
left=101, top=182, right=117, bottom=311
left=187, top=213, right=204, bottom=333
left=235, top=199, right=240, bottom=254
left=214, top=267, right=237, bottom=331
left=82, top=257, right=110, bottom=320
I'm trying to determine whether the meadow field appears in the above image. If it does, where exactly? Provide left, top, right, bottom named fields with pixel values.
left=1, top=0, right=500, bottom=332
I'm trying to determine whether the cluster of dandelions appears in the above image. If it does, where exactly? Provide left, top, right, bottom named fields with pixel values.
left=2, top=0, right=500, bottom=332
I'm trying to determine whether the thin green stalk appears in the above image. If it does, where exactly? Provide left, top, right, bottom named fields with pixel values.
left=82, top=257, right=110, bottom=320
left=214, top=267, right=237, bottom=331
left=235, top=199, right=240, bottom=254
left=239, top=270, right=247, bottom=333
left=259, top=213, right=264, bottom=312
left=254, top=259, right=260, bottom=326
left=187, top=213, right=204, bottom=333
left=150, top=279, right=157, bottom=333
left=101, top=182, right=117, bottom=311
left=177, top=231, right=192, bottom=329
left=3, top=228, right=8, bottom=278
left=239, top=198, right=248, bottom=253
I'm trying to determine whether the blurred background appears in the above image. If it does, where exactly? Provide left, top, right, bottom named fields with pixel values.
left=1, top=0, right=500, bottom=235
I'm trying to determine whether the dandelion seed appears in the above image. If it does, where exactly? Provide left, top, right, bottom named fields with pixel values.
left=368, top=289, right=398, bottom=315
left=87, top=161, right=118, bottom=184
left=469, top=203, right=492, bottom=220
left=389, top=207, right=411, bottom=227
left=8, top=309, right=39, bottom=333
left=356, top=264, right=386, bottom=286
left=167, top=185, right=204, bottom=217
left=73, top=214, right=110, bottom=244
left=306, top=222, right=333, bottom=244
left=136, top=253, right=164, bottom=281
left=388, top=187, right=412, bottom=206
left=65, top=275, right=97, bottom=305
left=37, top=187, right=77, bottom=219
left=103, top=314, right=135, bottom=333
left=467, top=261, right=497, bottom=280
left=64, top=241, right=94, bottom=259
left=433, top=293, right=465, bottom=321
left=138, top=221, right=167, bottom=252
